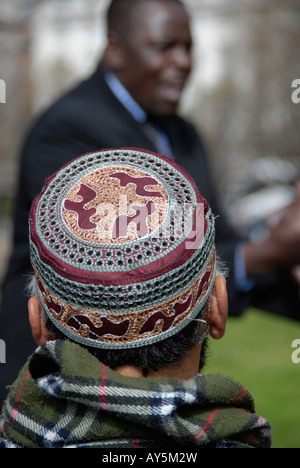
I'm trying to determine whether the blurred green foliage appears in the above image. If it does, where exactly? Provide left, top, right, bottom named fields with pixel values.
left=205, top=308, right=300, bottom=448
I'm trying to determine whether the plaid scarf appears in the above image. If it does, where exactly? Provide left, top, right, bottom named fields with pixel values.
left=0, top=340, right=271, bottom=448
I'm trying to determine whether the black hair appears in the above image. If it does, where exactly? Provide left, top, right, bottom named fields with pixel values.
left=106, top=0, right=184, bottom=35
left=44, top=304, right=209, bottom=376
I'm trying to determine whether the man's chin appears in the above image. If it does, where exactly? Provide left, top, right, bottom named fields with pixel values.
left=147, top=102, right=179, bottom=119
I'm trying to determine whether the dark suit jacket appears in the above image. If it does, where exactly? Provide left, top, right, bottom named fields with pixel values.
left=0, top=65, right=298, bottom=404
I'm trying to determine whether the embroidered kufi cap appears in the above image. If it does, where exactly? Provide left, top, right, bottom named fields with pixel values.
left=29, top=148, right=216, bottom=349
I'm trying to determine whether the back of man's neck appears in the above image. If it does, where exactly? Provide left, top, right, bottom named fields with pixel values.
left=114, top=345, right=202, bottom=381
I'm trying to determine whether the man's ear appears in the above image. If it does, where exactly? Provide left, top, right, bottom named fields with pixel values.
left=101, top=32, right=126, bottom=72
left=208, top=275, right=228, bottom=340
left=28, top=297, right=50, bottom=346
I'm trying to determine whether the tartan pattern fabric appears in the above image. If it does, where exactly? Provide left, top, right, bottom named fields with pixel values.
left=0, top=340, right=272, bottom=448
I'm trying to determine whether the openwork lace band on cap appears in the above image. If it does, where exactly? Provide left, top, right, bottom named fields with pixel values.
left=29, top=148, right=216, bottom=349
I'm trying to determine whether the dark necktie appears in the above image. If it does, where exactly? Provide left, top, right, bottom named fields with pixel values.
left=142, top=121, right=174, bottom=159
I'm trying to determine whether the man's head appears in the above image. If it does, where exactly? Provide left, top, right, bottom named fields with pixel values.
left=28, top=148, right=227, bottom=379
left=101, top=0, right=192, bottom=117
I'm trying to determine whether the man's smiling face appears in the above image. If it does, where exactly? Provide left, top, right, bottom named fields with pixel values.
left=113, top=0, right=193, bottom=117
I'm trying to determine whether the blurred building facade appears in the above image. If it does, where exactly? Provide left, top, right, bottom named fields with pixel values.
left=0, top=0, right=299, bottom=280
left=183, top=0, right=300, bottom=238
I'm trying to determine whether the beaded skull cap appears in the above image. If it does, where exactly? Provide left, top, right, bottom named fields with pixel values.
left=29, top=148, right=216, bottom=349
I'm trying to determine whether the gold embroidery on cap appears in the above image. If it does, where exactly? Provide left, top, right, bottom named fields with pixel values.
left=62, top=166, right=169, bottom=244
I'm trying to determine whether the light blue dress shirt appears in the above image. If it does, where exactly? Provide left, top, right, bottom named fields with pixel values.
left=105, top=72, right=173, bottom=158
